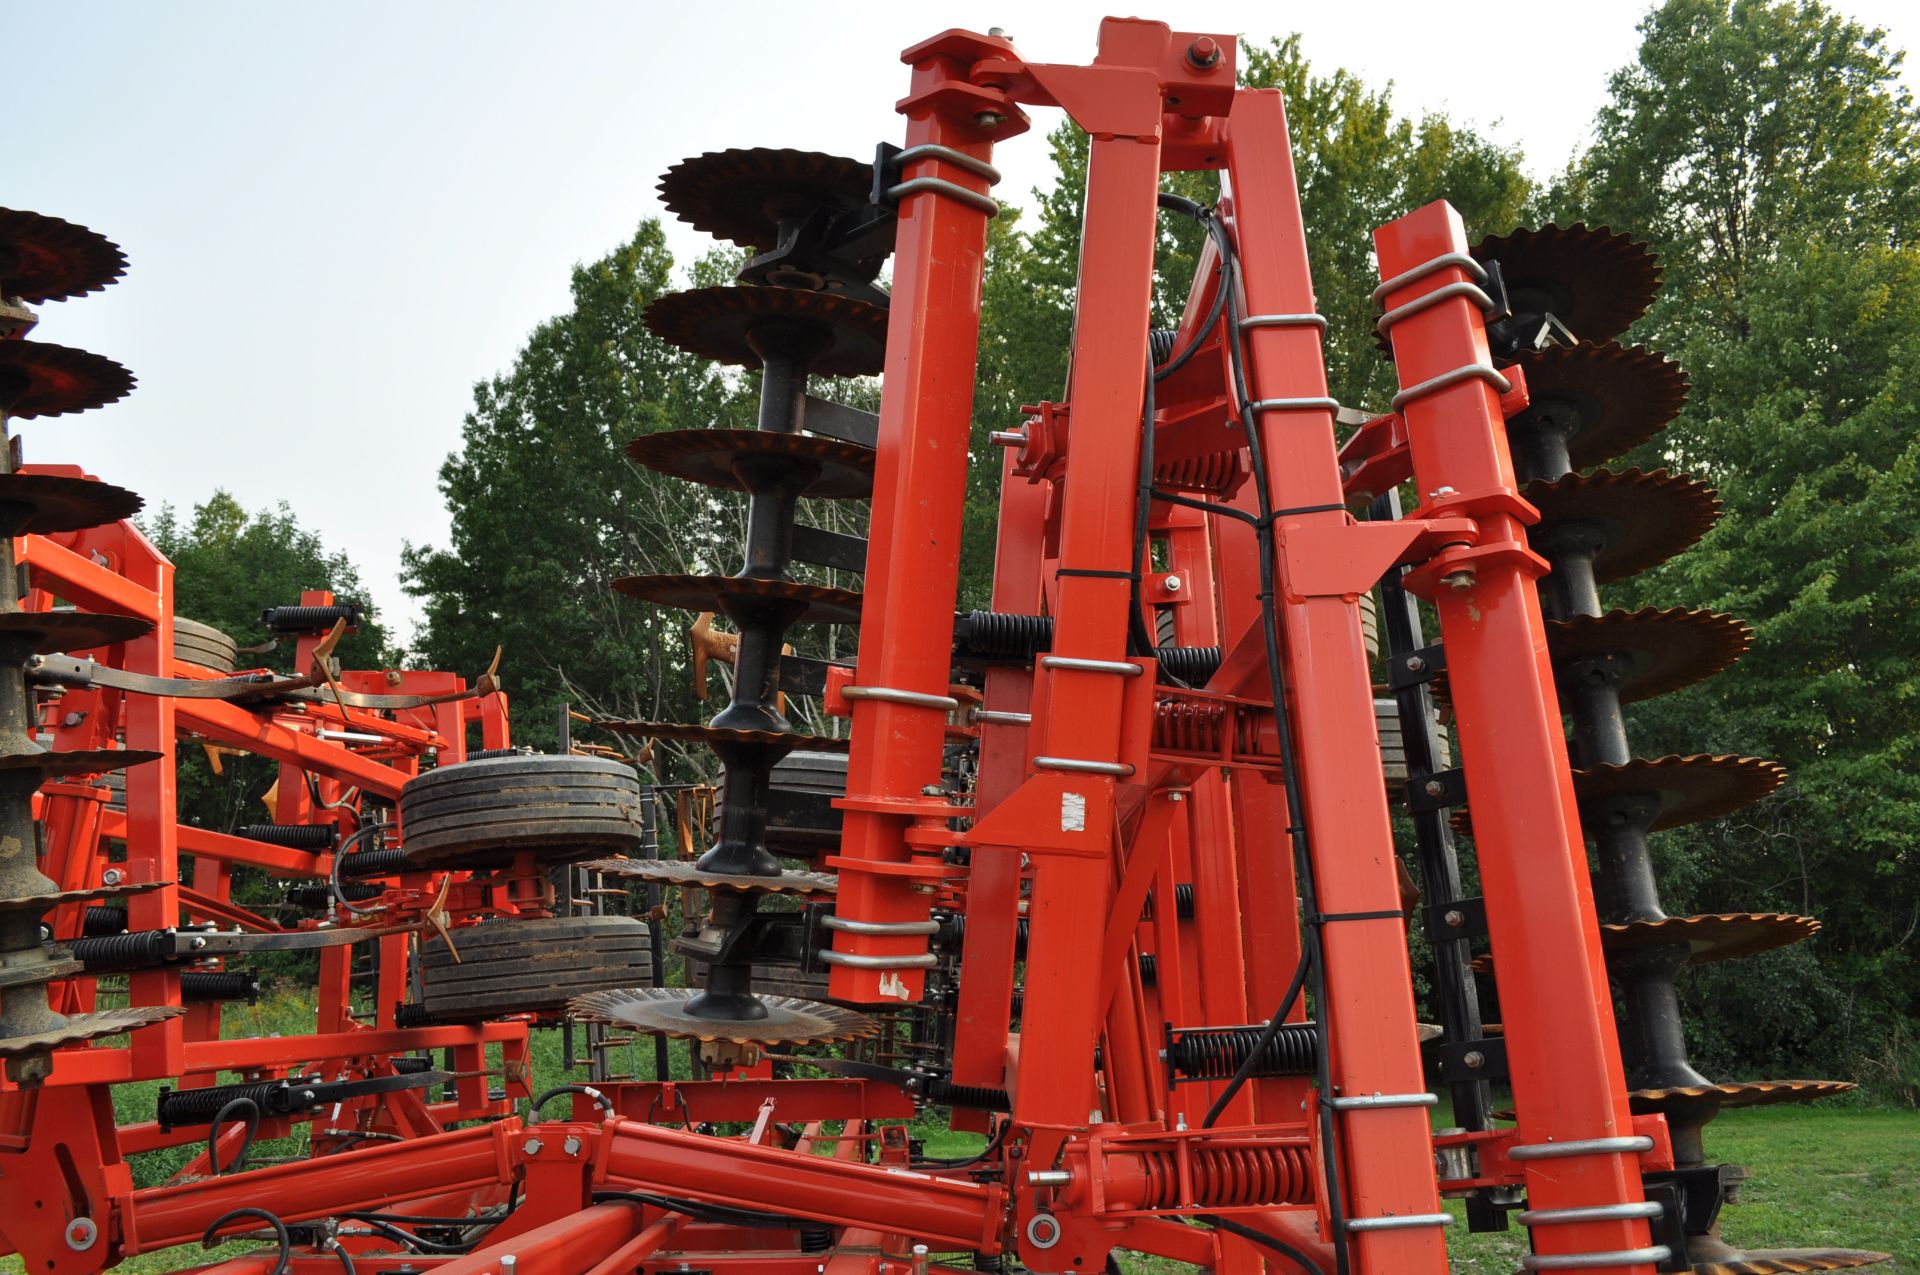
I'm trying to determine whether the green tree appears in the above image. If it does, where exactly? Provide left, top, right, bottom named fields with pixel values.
left=1552, top=0, right=1920, bottom=1080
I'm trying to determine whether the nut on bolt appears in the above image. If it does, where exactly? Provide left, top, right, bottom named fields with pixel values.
left=1186, top=35, right=1221, bottom=68
left=1442, top=569, right=1476, bottom=591
left=975, top=111, right=1005, bottom=130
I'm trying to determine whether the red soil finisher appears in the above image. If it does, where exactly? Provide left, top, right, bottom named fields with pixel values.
left=0, top=19, right=1888, bottom=1275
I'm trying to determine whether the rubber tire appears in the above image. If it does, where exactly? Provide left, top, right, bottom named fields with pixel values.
left=174, top=616, right=239, bottom=674
left=400, top=753, right=646, bottom=869
left=763, top=750, right=846, bottom=856
left=414, top=915, right=653, bottom=1022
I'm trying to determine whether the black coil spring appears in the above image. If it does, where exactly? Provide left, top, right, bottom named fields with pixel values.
left=1139, top=953, right=1158, bottom=987
left=953, top=610, right=1052, bottom=661
left=922, top=1077, right=1012, bottom=1113
left=933, top=913, right=1028, bottom=959
left=237, top=824, right=335, bottom=850
left=1157, top=645, right=1222, bottom=684
left=181, top=972, right=260, bottom=1004
left=287, top=880, right=380, bottom=908
left=260, top=604, right=362, bottom=633
left=83, top=906, right=128, bottom=936
left=1165, top=1023, right=1320, bottom=1081
left=336, top=848, right=409, bottom=879
left=1148, top=328, right=1179, bottom=364
left=70, top=929, right=175, bottom=972
left=799, top=1227, right=833, bottom=1254
left=971, top=1255, right=1006, bottom=1273
left=158, top=1079, right=291, bottom=1129
left=1144, top=883, right=1197, bottom=923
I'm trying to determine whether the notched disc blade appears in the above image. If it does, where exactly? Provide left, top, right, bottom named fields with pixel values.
left=0, top=747, right=164, bottom=779
left=1506, top=341, right=1689, bottom=470
left=626, top=428, right=874, bottom=499
left=1602, top=912, right=1820, bottom=965
left=0, top=342, right=134, bottom=418
left=645, top=286, right=887, bottom=377
left=658, top=148, right=873, bottom=250
left=0, top=474, right=144, bottom=536
left=582, top=857, right=837, bottom=896
left=1575, top=754, right=1786, bottom=830
left=569, top=985, right=876, bottom=1045
left=0, top=1004, right=184, bottom=1058
left=1474, top=224, right=1662, bottom=345
left=1629, top=1078, right=1854, bottom=1115
left=0, top=880, right=164, bottom=915
left=1546, top=607, right=1751, bottom=702
left=1527, top=468, right=1721, bottom=583
left=592, top=719, right=848, bottom=752
left=0, top=209, right=128, bottom=303
left=0, top=611, right=154, bottom=654
left=1685, top=1240, right=1892, bottom=1274
left=612, top=573, right=861, bottom=626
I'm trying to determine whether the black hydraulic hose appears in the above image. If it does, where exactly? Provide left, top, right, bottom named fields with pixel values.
left=530, top=1083, right=614, bottom=1121
left=329, top=1240, right=357, bottom=1275
left=202, top=1208, right=291, bottom=1275
left=1152, top=193, right=1232, bottom=385
left=329, top=821, right=393, bottom=916
left=592, top=1190, right=810, bottom=1231
left=1200, top=950, right=1310, bottom=1129
left=208, top=1096, right=260, bottom=1176
left=1196, top=1212, right=1321, bottom=1275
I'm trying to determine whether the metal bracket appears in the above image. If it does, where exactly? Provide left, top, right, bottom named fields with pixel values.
left=1424, top=895, right=1488, bottom=941
left=1404, top=767, right=1468, bottom=812
left=1387, top=644, right=1447, bottom=690
left=1436, top=1036, right=1509, bottom=1083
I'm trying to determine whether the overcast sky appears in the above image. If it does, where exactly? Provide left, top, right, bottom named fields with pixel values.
left=5, top=1, right=1911, bottom=647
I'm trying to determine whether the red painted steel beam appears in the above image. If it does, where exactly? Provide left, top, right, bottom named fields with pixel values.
left=1375, top=202, right=1658, bottom=1272
left=174, top=697, right=410, bottom=798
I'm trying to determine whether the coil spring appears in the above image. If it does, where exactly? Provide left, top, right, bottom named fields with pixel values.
left=1132, top=1143, right=1316, bottom=1209
left=1143, top=883, right=1197, bottom=923
left=238, top=823, right=335, bottom=850
left=934, top=914, right=1029, bottom=959
left=1165, top=1023, right=1320, bottom=1081
left=922, top=1077, right=1012, bottom=1113
left=1148, top=328, right=1179, bottom=365
left=1156, top=646, right=1222, bottom=685
left=83, top=906, right=127, bottom=937
left=287, top=880, right=380, bottom=908
left=260, top=603, right=362, bottom=633
left=181, top=972, right=260, bottom=1004
left=1152, top=698, right=1257, bottom=755
left=799, top=1227, right=833, bottom=1254
left=1154, top=450, right=1245, bottom=496
left=337, top=848, right=409, bottom=879
left=1139, top=953, right=1158, bottom=987
left=953, top=610, right=1053, bottom=661
left=158, top=1078, right=294, bottom=1129
left=70, top=929, right=175, bottom=972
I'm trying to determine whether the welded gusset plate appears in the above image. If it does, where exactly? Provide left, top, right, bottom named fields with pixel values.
left=644, top=286, right=888, bottom=377
left=625, top=428, right=875, bottom=499
left=1546, top=607, right=1751, bottom=702
left=658, top=149, right=873, bottom=251
left=569, top=986, right=877, bottom=1045
left=0, top=747, right=163, bottom=779
left=1574, top=754, right=1787, bottom=831
left=0, top=1004, right=183, bottom=1058
left=1601, top=912, right=1821, bottom=965
left=0, top=473, right=144, bottom=536
left=1629, top=1078, right=1855, bottom=1115
left=0, top=610, right=154, bottom=654
left=0, top=879, right=165, bottom=915
left=1526, top=468, right=1722, bottom=583
left=612, top=573, right=862, bottom=626
left=1473, top=224, right=1662, bottom=345
left=0, top=342, right=135, bottom=419
left=1684, top=1239, right=1892, bottom=1274
left=592, top=719, right=850, bottom=752
left=1504, top=341, right=1689, bottom=470
left=580, top=857, right=838, bottom=896
left=0, top=208, right=129, bottom=303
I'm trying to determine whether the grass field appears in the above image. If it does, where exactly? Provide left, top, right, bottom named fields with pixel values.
left=4, top=991, right=1914, bottom=1273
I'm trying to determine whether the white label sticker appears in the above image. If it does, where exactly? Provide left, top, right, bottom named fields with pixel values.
left=1061, top=791, right=1087, bottom=832
left=878, top=971, right=911, bottom=1001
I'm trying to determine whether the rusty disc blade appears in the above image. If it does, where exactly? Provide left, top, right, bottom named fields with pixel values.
left=0, top=342, right=134, bottom=419
left=0, top=880, right=164, bottom=915
left=1474, top=224, right=1662, bottom=345
left=1527, top=468, right=1722, bottom=583
left=612, top=573, right=861, bottom=626
left=0, top=611, right=153, bottom=654
left=626, top=428, right=874, bottom=499
left=1601, top=912, right=1820, bottom=965
left=1505, top=341, right=1689, bottom=470
left=0, top=209, right=128, bottom=303
left=569, top=986, right=877, bottom=1045
left=592, top=719, right=848, bottom=752
left=0, top=473, right=143, bottom=536
left=1575, top=754, right=1786, bottom=830
left=0, top=748, right=164, bottom=779
left=658, top=148, right=873, bottom=251
left=582, top=857, right=837, bottom=896
left=1685, top=1239, right=1892, bottom=1274
left=1547, top=608, right=1751, bottom=702
left=1629, top=1078, right=1855, bottom=1115
left=0, top=1004, right=184, bottom=1059
left=645, top=286, right=888, bottom=377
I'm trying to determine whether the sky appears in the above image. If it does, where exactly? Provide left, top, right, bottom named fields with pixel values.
left=5, top=0, right=1913, bottom=648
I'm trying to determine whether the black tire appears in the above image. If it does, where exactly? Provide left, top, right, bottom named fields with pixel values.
left=400, top=753, right=645, bottom=869
left=763, top=750, right=846, bottom=856
left=174, top=616, right=238, bottom=674
left=413, top=915, right=653, bottom=1022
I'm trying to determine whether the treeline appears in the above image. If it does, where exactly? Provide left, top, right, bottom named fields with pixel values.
left=394, top=1, right=1916, bottom=1090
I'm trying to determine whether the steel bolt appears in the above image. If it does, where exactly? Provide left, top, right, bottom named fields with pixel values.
left=1423, top=779, right=1446, bottom=798
left=1442, top=570, right=1475, bottom=591
left=1429, top=486, right=1457, bottom=499
left=1164, top=574, right=1183, bottom=592
left=62, top=712, right=86, bottom=727
left=562, top=1134, right=582, bottom=1156
left=1186, top=35, right=1221, bottom=68
left=1463, top=1050, right=1485, bottom=1070
left=988, top=26, right=1008, bottom=37
left=102, top=867, right=124, bottom=886
left=1405, top=655, right=1425, bottom=673
left=522, top=1136, right=544, bottom=1156
left=975, top=111, right=1005, bottom=130
left=1444, top=909, right=1465, bottom=928
left=989, top=429, right=1027, bottom=447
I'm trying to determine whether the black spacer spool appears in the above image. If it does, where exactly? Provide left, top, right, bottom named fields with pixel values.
left=237, top=824, right=336, bottom=850
left=1165, top=1022, right=1320, bottom=1082
left=260, top=603, right=363, bottom=634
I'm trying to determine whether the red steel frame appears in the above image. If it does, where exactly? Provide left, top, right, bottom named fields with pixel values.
left=0, top=20, right=1682, bottom=1275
